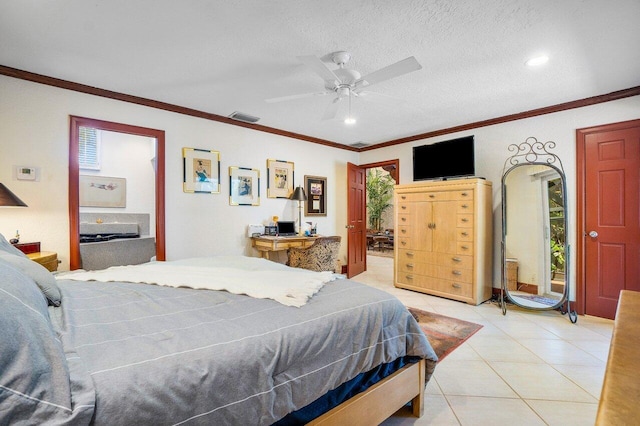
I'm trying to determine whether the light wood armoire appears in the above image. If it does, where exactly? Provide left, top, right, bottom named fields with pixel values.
left=394, top=178, right=492, bottom=305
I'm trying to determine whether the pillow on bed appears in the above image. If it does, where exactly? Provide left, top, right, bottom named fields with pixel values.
left=0, top=253, right=61, bottom=306
left=0, top=232, right=27, bottom=257
left=0, top=261, right=73, bottom=423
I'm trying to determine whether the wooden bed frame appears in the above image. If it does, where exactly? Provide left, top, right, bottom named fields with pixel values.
left=309, top=359, right=426, bottom=425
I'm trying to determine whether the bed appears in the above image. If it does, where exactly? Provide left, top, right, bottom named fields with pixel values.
left=0, top=235, right=437, bottom=425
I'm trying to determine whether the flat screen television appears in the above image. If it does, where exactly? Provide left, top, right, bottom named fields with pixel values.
left=413, top=136, right=475, bottom=181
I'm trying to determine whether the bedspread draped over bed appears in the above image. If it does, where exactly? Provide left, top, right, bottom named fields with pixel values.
left=2, top=254, right=437, bottom=425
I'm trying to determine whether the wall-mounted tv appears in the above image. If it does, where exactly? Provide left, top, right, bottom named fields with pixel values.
left=413, top=136, right=475, bottom=181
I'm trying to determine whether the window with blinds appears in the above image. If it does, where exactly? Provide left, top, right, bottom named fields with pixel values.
left=79, top=126, right=101, bottom=170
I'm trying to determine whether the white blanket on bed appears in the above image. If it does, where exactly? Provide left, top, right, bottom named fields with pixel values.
left=57, top=256, right=338, bottom=307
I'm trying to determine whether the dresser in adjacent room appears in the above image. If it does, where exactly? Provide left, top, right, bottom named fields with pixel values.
left=394, top=178, right=492, bottom=305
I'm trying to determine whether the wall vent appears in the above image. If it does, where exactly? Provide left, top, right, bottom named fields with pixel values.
left=228, top=111, right=260, bottom=124
left=349, top=142, right=369, bottom=149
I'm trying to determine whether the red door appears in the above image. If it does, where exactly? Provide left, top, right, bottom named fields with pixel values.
left=579, top=120, right=640, bottom=319
left=347, top=162, right=366, bottom=277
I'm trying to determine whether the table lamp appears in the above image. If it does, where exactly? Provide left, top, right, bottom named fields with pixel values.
left=0, top=183, right=27, bottom=207
left=290, top=186, right=307, bottom=236
left=0, top=183, right=27, bottom=243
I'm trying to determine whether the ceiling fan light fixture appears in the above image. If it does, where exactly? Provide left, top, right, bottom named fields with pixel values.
left=525, top=55, right=549, bottom=67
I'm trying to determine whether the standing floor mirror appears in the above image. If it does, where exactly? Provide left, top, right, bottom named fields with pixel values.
left=500, top=137, right=577, bottom=323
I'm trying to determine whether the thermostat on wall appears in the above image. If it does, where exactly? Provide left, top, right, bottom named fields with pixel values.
left=16, top=166, right=37, bottom=181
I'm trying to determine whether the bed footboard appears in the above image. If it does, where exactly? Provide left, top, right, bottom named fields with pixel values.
left=308, top=358, right=426, bottom=425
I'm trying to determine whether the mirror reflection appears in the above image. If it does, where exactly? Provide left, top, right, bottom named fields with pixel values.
left=503, top=163, right=566, bottom=309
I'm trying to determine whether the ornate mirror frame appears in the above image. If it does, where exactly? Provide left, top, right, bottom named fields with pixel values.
left=500, top=137, right=577, bottom=323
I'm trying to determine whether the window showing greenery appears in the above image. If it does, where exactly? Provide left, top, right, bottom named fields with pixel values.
left=548, top=177, right=565, bottom=280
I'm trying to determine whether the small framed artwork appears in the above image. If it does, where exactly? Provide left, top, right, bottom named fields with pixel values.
left=267, top=159, right=294, bottom=198
left=79, top=175, right=126, bottom=208
left=229, top=166, right=260, bottom=206
left=183, top=147, right=220, bottom=193
left=304, top=175, right=327, bottom=216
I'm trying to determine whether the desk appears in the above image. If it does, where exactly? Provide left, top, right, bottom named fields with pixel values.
left=251, top=235, right=317, bottom=260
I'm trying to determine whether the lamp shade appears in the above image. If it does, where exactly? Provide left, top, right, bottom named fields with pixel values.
left=0, top=183, right=27, bottom=207
left=290, top=186, right=307, bottom=201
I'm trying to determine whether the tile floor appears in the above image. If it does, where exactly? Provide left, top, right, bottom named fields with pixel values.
left=357, top=255, right=613, bottom=426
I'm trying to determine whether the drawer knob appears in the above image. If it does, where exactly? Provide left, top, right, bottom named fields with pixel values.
left=429, top=194, right=435, bottom=198
left=461, top=232, right=469, bottom=236
left=461, top=192, right=468, bottom=197
left=401, top=217, right=407, bottom=222
left=401, top=241, right=407, bottom=245
left=401, top=229, right=406, bottom=233
left=401, top=205, right=407, bottom=210
left=406, top=263, right=414, bottom=268
left=401, top=195, right=406, bottom=200
left=406, top=252, right=414, bottom=256
left=452, top=283, right=462, bottom=289
left=452, top=270, right=462, bottom=276
left=461, top=204, right=469, bottom=208
left=461, top=218, right=469, bottom=223
left=406, top=275, right=413, bottom=280
left=452, top=257, right=462, bottom=262
left=460, top=245, right=469, bottom=250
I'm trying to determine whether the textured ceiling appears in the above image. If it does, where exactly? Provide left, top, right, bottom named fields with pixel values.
left=1, top=0, right=639, bottom=146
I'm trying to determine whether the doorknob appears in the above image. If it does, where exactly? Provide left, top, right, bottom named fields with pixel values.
left=588, top=230, right=598, bottom=238
left=345, top=225, right=355, bottom=229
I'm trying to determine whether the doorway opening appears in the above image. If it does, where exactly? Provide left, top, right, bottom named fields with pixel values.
left=362, top=160, right=398, bottom=277
left=68, top=116, right=166, bottom=270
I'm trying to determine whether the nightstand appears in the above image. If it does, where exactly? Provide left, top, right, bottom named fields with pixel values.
left=26, top=251, right=59, bottom=272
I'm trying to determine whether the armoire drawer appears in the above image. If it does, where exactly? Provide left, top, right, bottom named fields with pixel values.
left=397, top=249, right=473, bottom=269
left=396, top=274, right=473, bottom=298
left=457, top=214, right=474, bottom=227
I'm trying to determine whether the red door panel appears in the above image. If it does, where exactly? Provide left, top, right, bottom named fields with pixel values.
left=583, top=124, right=640, bottom=319
left=347, top=162, right=366, bottom=277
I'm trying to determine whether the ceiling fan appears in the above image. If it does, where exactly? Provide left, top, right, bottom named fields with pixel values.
left=266, top=51, right=422, bottom=122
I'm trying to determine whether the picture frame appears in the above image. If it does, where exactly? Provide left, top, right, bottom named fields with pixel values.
left=229, top=166, right=260, bottom=206
left=266, top=159, right=294, bottom=198
left=79, top=175, right=126, bottom=208
left=183, top=147, right=220, bottom=193
left=304, top=175, right=327, bottom=216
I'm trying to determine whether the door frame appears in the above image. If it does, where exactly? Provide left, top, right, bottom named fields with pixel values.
left=575, top=118, right=640, bottom=315
left=68, top=116, right=166, bottom=270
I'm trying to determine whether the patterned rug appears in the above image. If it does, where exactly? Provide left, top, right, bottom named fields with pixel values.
left=512, top=294, right=558, bottom=306
left=408, top=307, right=483, bottom=361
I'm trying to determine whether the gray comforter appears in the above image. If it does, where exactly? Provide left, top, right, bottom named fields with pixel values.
left=1, top=253, right=436, bottom=425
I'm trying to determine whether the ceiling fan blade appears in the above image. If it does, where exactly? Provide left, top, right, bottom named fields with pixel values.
left=357, top=56, right=422, bottom=88
left=297, top=55, right=340, bottom=84
left=322, top=97, right=341, bottom=120
left=265, top=91, right=328, bottom=103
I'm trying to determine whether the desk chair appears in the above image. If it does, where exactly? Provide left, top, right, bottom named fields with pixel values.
left=287, top=236, right=341, bottom=273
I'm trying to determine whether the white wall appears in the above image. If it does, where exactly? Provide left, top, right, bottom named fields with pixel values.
left=0, top=75, right=358, bottom=270
left=360, top=95, right=640, bottom=296
left=2, top=73, right=638, bottom=288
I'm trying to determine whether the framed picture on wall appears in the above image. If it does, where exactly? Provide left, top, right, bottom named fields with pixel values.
left=266, top=159, right=294, bottom=198
left=304, top=175, right=327, bottom=216
left=79, top=175, right=126, bottom=207
left=183, top=147, right=221, bottom=193
left=229, top=166, right=260, bottom=206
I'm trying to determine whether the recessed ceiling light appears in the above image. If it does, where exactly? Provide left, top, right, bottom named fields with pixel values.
left=344, top=117, right=356, bottom=125
left=525, top=55, right=549, bottom=67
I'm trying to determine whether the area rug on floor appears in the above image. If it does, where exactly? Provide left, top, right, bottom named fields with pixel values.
left=408, top=307, right=483, bottom=361
left=511, top=294, right=558, bottom=306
